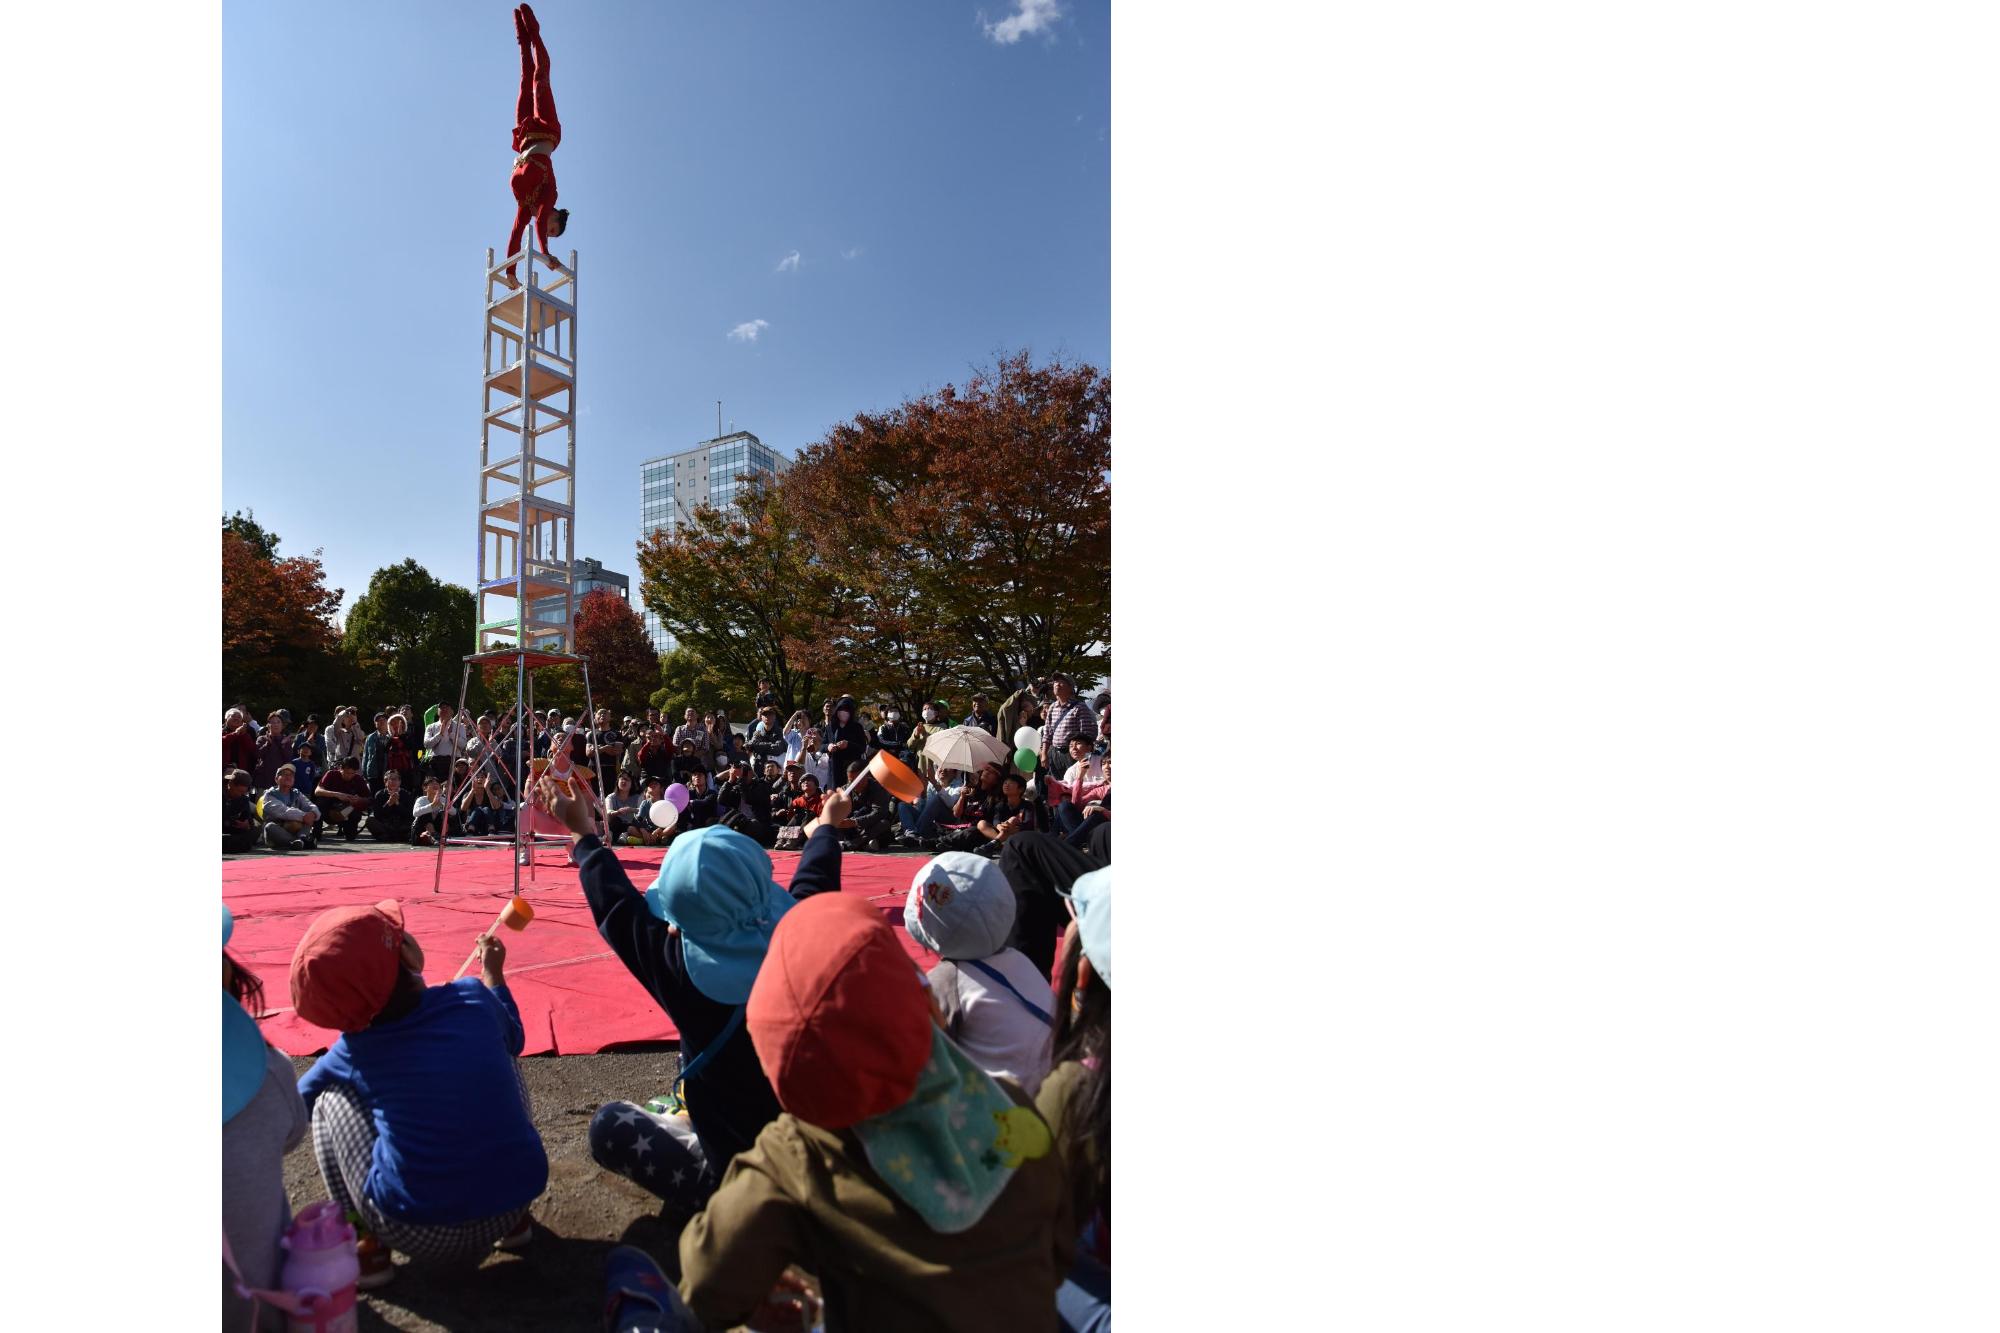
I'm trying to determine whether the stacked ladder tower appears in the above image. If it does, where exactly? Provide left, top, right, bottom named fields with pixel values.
left=434, top=244, right=610, bottom=894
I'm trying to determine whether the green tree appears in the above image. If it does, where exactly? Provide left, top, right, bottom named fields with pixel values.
left=650, top=645, right=753, bottom=720
left=343, top=559, right=491, bottom=714
left=635, top=480, right=832, bottom=717
left=223, top=508, right=282, bottom=561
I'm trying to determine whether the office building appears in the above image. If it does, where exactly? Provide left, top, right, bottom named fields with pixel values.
left=526, top=556, right=630, bottom=645
left=638, top=430, right=789, bottom=651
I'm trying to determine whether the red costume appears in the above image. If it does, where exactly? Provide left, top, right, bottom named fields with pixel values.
left=507, top=5, right=563, bottom=278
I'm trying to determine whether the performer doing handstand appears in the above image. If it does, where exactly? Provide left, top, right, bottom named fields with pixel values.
left=506, top=4, right=567, bottom=284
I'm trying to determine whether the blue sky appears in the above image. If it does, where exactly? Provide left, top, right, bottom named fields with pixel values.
left=223, top=0, right=1109, bottom=619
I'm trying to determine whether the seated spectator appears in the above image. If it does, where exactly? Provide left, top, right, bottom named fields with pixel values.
left=666, top=892, right=1073, bottom=1331
left=224, top=770, right=260, bottom=853
left=293, top=902, right=547, bottom=1285
left=367, top=770, right=416, bottom=844
left=261, top=765, right=321, bottom=851
left=896, top=768, right=972, bottom=845
left=458, top=769, right=515, bottom=838
left=1067, top=758, right=1111, bottom=853
left=671, top=739, right=706, bottom=784
left=605, top=771, right=645, bottom=842
left=1043, top=867, right=1112, bottom=1332
left=715, top=757, right=775, bottom=848
left=786, top=774, right=824, bottom=827
left=838, top=761, right=896, bottom=853
left=903, top=853, right=1055, bottom=1095
left=681, top=770, right=719, bottom=832
left=672, top=707, right=711, bottom=772
left=772, top=763, right=802, bottom=822
left=938, top=770, right=1036, bottom=859
left=1047, top=737, right=1109, bottom=838
left=314, top=755, right=373, bottom=842
left=411, top=775, right=458, bottom=847
left=633, top=777, right=675, bottom=847
left=637, top=725, right=675, bottom=788
left=911, top=762, right=1002, bottom=853
left=533, top=775, right=848, bottom=1219
left=1091, top=690, right=1111, bottom=755
left=223, top=906, right=308, bottom=1330
left=707, top=710, right=740, bottom=773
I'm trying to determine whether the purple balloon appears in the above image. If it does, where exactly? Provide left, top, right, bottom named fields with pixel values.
left=665, top=782, right=691, bottom=812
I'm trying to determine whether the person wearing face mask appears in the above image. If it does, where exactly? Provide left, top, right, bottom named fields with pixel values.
left=874, top=704, right=912, bottom=763
left=907, top=699, right=951, bottom=783
left=822, top=695, right=870, bottom=777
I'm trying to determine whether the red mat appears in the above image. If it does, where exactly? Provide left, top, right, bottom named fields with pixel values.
left=223, top=844, right=935, bottom=1056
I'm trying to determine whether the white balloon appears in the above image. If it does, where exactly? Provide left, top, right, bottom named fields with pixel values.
left=1013, top=726, right=1039, bottom=750
left=648, top=800, right=678, bottom=832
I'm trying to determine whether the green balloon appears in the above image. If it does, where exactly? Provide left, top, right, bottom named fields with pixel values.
left=1013, top=747, right=1037, bottom=772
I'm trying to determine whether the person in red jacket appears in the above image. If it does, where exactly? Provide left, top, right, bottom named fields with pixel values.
left=505, top=4, right=568, bottom=284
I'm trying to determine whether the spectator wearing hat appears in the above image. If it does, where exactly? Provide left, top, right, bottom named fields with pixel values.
left=821, top=695, right=869, bottom=780
left=314, top=756, right=373, bottom=842
left=964, top=693, right=998, bottom=736
left=714, top=757, right=775, bottom=848
left=1037, top=674, right=1097, bottom=782
left=680, top=769, right=719, bottom=832
left=223, top=770, right=261, bottom=853
left=532, top=775, right=851, bottom=1217
left=297, top=716, right=328, bottom=771
left=261, top=765, right=321, bottom=851
left=905, top=853, right=1055, bottom=1095
left=292, top=901, right=547, bottom=1284
left=223, top=905, right=308, bottom=1330
left=669, top=892, right=1074, bottom=1331
left=288, top=737, right=321, bottom=802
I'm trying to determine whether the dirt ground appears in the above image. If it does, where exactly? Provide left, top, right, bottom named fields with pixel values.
left=284, top=1048, right=701, bottom=1333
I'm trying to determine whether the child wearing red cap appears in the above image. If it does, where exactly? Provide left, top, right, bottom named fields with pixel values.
left=290, top=901, right=548, bottom=1287
left=666, top=893, right=1078, bottom=1332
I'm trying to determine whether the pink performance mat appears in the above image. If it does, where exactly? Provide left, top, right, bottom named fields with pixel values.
left=223, top=844, right=934, bottom=1056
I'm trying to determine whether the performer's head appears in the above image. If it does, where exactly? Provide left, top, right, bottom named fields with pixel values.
left=548, top=208, right=570, bottom=238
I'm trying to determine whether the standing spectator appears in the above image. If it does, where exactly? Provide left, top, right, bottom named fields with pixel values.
left=782, top=710, right=812, bottom=764
left=297, top=716, right=328, bottom=770
left=964, top=693, right=998, bottom=736
left=1037, top=674, right=1098, bottom=781
left=1092, top=690, right=1111, bottom=754
left=223, top=709, right=258, bottom=776
left=996, top=681, right=1046, bottom=753
left=705, top=710, right=738, bottom=773
left=587, top=708, right=625, bottom=785
left=368, top=770, right=416, bottom=843
left=907, top=700, right=950, bottom=783
left=224, top=770, right=260, bottom=853
left=874, top=706, right=912, bottom=763
left=744, top=707, right=786, bottom=769
left=361, top=711, right=392, bottom=792
left=289, top=736, right=321, bottom=802
left=252, top=711, right=292, bottom=791
left=382, top=714, right=420, bottom=794
left=672, top=707, right=711, bottom=771
left=637, top=725, right=675, bottom=787
left=822, top=695, right=869, bottom=778
left=315, top=756, right=373, bottom=842
left=260, top=765, right=321, bottom=851
left=326, top=706, right=365, bottom=769
left=424, top=702, right=467, bottom=784
left=795, top=728, right=830, bottom=788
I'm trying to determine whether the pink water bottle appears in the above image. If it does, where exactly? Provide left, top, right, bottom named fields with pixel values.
left=277, top=1201, right=360, bottom=1333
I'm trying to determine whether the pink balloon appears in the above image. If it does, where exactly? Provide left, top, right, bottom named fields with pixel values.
left=665, top=782, right=691, bottom=812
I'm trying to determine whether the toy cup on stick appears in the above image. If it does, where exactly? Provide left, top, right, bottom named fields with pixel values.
left=842, top=749, right=925, bottom=804
left=453, top=895, right=535, bottom=981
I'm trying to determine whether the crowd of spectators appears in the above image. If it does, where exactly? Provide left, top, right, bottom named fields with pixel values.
left=224, top=674, right=1109, bottom=861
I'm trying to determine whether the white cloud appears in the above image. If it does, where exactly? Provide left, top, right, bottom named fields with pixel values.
left=727, top=319, right=769, bottom=343
left=841, top=246, right=864, bottom=261
left=776, top=251, right=801, bottom=273
left=983, top=0, right=1061, bottom=45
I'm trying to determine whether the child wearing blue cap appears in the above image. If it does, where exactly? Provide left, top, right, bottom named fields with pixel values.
left=534, top=774, right=852, bottom=1217
left=904, top=852, right=1055, bottom=1095
left=222, top=904, right=307, bottom=1331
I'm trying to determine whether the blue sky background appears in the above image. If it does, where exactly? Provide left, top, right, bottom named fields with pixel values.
left=223, top=0, right=1109, bottom=619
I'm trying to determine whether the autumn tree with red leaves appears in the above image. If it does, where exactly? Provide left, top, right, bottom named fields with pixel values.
left=221, top=511, right=345, bottom=715
left=782, top=351, right=1110, bottom=707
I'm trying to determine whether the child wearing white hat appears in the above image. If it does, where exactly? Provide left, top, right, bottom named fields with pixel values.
left=904, top=853, right=1055, bottom=1095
